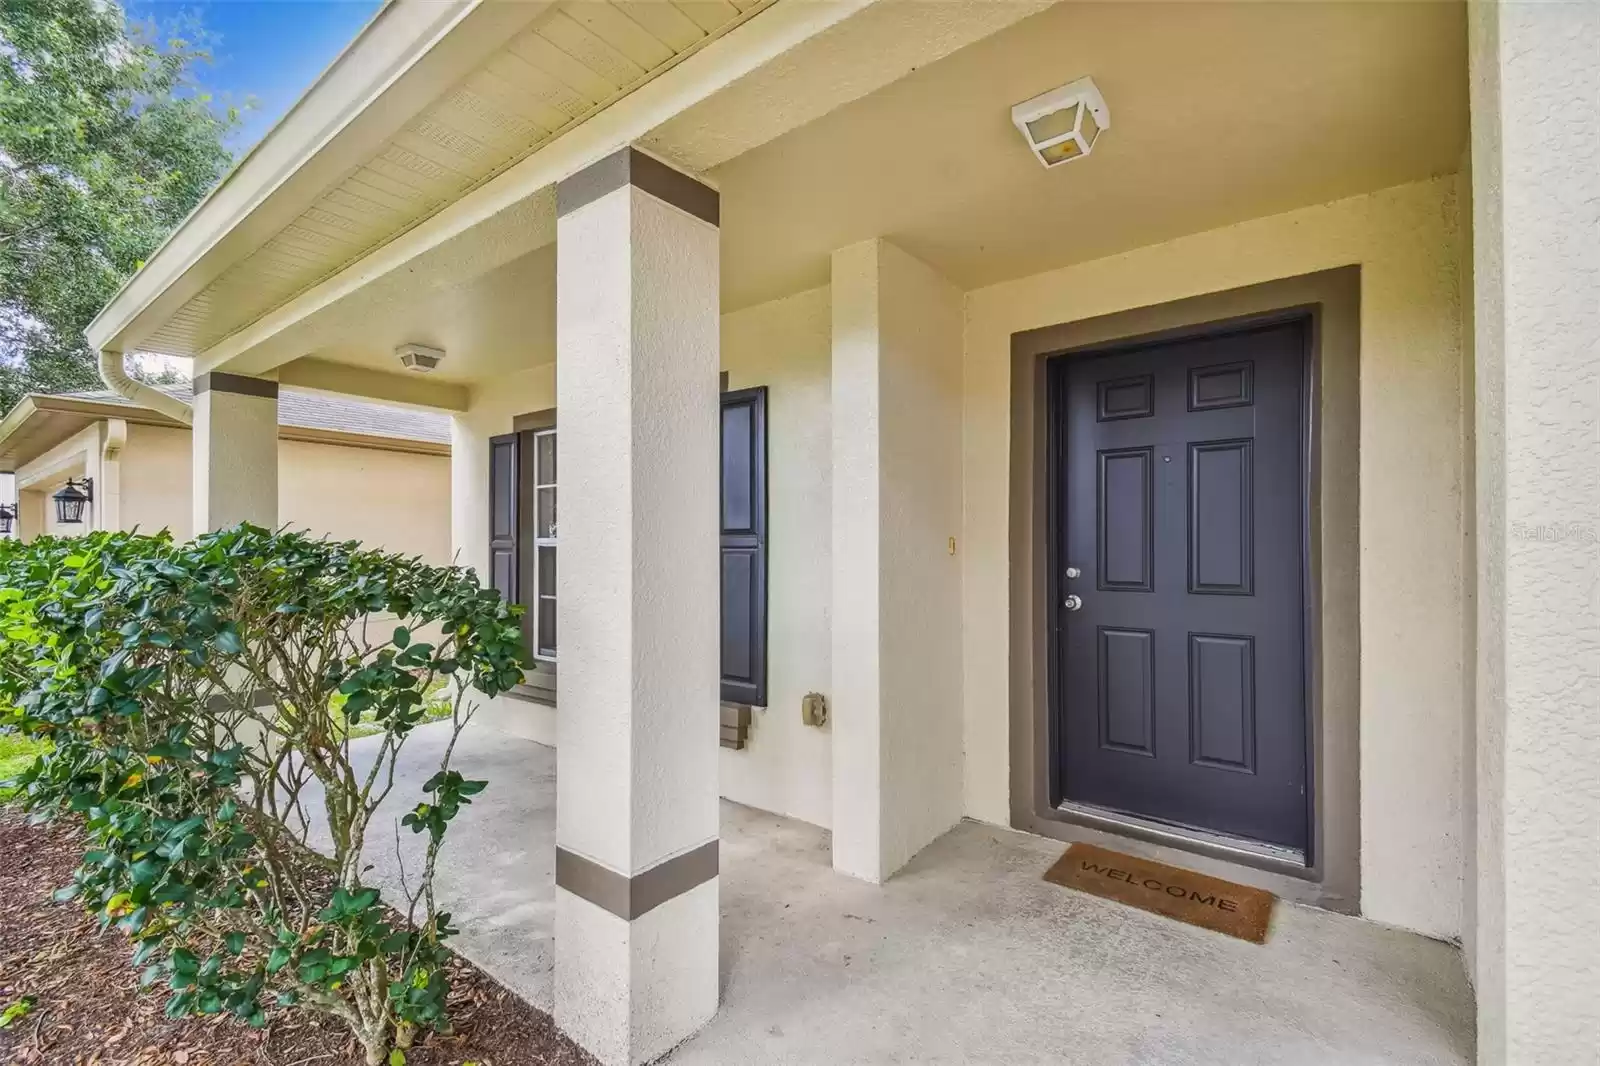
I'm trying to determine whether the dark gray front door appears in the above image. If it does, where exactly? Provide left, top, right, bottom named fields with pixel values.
left=1050, top=321, right=1309, bottom=852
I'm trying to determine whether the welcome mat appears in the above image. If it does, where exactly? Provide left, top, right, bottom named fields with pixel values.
left=1043, top=842, right=1275, bottom=943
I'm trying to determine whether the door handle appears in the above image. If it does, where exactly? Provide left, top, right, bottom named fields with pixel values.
left=1063, top=594, right=1083, bottom=611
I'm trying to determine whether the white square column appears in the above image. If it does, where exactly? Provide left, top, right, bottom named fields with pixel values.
left=829, top=239, right=965, bottom=883
left=1468, top=2, right=1599, bottom=1062
left=191, top=372, right=278, bottom=534
left=552, top=147, right=721, bottom=1066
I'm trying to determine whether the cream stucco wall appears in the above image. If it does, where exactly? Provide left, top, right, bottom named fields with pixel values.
left=1468, top=2, right=1599, bottom=1060
left=278, top=438, right=451, bottom=562
left=722, top=286, right=835, bottom=830
left=120, top=424, right=191, bottom=536
left=20, top=420, right=450, bottom=564
left=450, top=291, right=840, bottom=831
left=452, top=177, right=1473, bottom=938
left=961, top=175, right=1469, bottom=941
left=831, top=239, right=966, bottom=881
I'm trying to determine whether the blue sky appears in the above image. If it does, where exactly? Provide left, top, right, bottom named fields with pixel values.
left=128, top=1, right=383, bottom=152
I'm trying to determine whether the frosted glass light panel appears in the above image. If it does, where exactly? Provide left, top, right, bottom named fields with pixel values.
left=1012, top=76, right=1110, bottom=169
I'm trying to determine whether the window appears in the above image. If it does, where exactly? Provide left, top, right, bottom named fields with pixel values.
left=489, top=387, right=767, bottom=706
left=487, top=413, right=558, bottom=696
left=531, top=428, right=557, bottom=661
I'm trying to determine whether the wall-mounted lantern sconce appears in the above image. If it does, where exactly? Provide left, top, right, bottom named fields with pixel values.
left=0, top=504, right=15, bottom=537
left=53, top=477, right=92, bottom=525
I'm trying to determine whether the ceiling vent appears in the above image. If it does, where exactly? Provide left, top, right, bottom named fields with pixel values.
left=396, top=343, right=445, bottom=373
left=1011, top=76, right=1110, bottom=168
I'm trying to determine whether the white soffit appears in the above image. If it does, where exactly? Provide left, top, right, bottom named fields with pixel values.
left=133, top=0, right=769, bottom=359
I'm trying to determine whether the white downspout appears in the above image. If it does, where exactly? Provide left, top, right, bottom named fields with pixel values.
left=97, top=349, right=193, bottom=426
left=97, top=418, right=127, bottom=533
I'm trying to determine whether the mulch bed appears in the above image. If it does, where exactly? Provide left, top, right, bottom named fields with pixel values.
left=0, top=810, right=594, bottom=1066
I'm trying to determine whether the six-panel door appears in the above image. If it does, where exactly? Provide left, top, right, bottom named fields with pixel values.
left=1053, top=321, right=1309, bottom=852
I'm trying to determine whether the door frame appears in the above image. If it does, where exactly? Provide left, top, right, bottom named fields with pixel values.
left=1046, top=316, right=1313, bottom=859
left=1007, top=268, right=1361, bottom=913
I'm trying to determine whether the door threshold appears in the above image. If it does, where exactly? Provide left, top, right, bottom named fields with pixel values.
left=1053, top=800, right=1309, bottom=879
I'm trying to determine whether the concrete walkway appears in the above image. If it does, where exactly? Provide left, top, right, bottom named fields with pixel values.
left=341, top=722, right=1474, bottom=1065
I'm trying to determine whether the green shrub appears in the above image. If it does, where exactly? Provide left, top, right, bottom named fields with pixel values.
left=0, top=525, right=524, bottom=1064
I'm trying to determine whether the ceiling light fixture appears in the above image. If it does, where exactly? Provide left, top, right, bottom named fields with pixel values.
left=1012, top=76, right=1110, bottom=169
left=396, top=343, right=445, bottom=373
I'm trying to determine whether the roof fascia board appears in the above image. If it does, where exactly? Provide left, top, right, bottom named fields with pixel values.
left=89, top=0, right=556, bottom=354
left=280, top=425, right=450, bottom=456
left=0, top=398, right=167, bottom=470
left=31, top=396, right=188, bottom=427
left=194, top=0, right=880, bottom=376
left=16, top=421, right=99, bottom=490
left=0, top=396, right=41, bottom=453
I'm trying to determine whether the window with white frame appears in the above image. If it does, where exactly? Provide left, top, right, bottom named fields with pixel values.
left=487, top=416, right=557, bottom=685
left=489, top=388, right=768, bottom=709
left=531, top=427, right=556, bottom=661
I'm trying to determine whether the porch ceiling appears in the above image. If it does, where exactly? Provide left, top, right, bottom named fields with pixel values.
left=123, top=0, right=770, bottom=361
left=713, top=0, right=1469, bottom=309
left=174, top=0, right=1056, bottom=386
left=160, top=1, right=1466, bottom=393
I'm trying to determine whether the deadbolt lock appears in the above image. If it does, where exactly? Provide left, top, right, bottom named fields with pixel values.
left=1065, top=566, right=1082, bottom=579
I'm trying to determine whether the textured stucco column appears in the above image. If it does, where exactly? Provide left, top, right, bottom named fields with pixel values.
left=1468, top=2, right=1599, bottom=1062
left=191, top=372, right=278, bottom=533
left=829, top=238, right=965, bottom=883
left=552, top=147, right=721, bottom=1066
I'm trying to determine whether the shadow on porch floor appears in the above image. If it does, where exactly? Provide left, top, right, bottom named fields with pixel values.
left=341, top=722, right=1474, bottom=1066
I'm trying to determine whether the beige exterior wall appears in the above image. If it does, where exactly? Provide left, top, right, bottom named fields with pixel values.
left=451, top=290, right=840, bottom=832
left=17, top=420, right=450, bottom=564
left=831, top=239, right=966, bottom=881
left=120, top=424, right=191, bottom=537
left=1468, top=2, right=1598, bottom=1060
left=962, top=175, right=1469, bottom=941
left=722, top=286, right=835, bottom=830
left=452, top=176, right=1473, bottom=939
left=278, top=438, right=450, bottom=563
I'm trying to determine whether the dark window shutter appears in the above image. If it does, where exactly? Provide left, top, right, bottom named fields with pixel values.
left=720, top=387, right=768, bottom=706
left=488, top=433, right=519, bottom=606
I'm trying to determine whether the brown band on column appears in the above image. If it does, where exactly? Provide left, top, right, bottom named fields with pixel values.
left=556, top=146, right=719, bottom=227
left=194, top=372, right=279, bottom=399
left=555, top=839, right=719, bottom=921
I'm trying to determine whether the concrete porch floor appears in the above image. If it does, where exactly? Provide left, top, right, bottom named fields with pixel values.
left=346, top=722, right=1474, bottom=1065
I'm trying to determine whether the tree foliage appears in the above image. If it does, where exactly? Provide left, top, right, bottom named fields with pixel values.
left=0, top=526, right=526, bottom=1064
left=0, top=0, right=239, bottom=412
